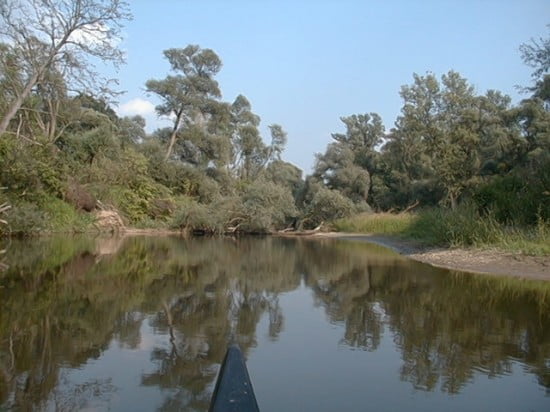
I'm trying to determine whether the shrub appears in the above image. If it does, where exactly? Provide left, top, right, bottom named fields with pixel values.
left=0, top=138, right=66, bottom=201
left=42, top=196, right=95, bottom=232
left=404, top=202, right=503, bottom=247
left=3, top=201, right=47, bottom=235
left=239, top=180, right=298, bottom=232
left=473, top=174, right=550, bottom=225
left=305, top=187, right=356, bottom=228
left=148, top=198, right=175, bottom=220
left=170, top=197, right=229, bottom=233
left=65, top=180, right=96, bottom=211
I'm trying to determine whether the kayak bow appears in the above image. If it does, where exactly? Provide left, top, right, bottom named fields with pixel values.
left=209, top=344, right=260, bottom=412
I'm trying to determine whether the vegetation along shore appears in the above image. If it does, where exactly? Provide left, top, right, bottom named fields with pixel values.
left=0, top=1, right=548, bottom=280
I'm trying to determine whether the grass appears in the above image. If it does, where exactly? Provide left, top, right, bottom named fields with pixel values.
left=333, top=212, right=416, bottom=235
left=41, top=196, right=95, bottom=233
left=332, top=204, right=550, bottom=256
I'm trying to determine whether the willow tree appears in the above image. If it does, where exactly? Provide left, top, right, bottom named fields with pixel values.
left=146, top=45, right=223, bottom=160
left=394, top=71, right=481, bottom=209
left=314, top=113, right=384, bottom=204
left=0, top=0, right=131, bottom=136
left=520, top=26, right=550, bottom=103
left=229, top=94, right=262, bottom=179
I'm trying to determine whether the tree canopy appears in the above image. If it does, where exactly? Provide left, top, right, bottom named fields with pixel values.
left=0, top=4, right=548, bottom=235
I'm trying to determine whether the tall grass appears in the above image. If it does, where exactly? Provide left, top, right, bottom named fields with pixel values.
left=333, top=203, right=550, bottom=256
left=333, top=212, right=416, bottom=235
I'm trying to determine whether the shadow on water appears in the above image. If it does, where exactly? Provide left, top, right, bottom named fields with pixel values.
left=0, top=235, right=549, bottom=410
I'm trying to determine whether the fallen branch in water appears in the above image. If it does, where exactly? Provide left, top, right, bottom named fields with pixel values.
left=276, top=222, right=324, bottom=236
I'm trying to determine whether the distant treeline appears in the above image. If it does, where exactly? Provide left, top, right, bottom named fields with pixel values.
left=0, top=1, right=548, bottom=234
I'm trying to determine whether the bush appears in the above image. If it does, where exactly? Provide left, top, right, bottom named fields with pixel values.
left=474, top=174, right=550, bottom=225
left=169, top=181, right=299, bottom=234
left=0, top=138, right=67, bottom=201
left=40, top=195, right=94, bottom=232
left=148, top=198, right=175, bottom=220
left=3, top=201, right=47, bottom=235
left=170, top=197, right=231, bottom=233
left=305, top=187, right=356, bottom=228
left=404, top=202, right=503, bottom=247
left=65, top=180, right=96, bottom=211
left=239, top=180, right=298, bottom=232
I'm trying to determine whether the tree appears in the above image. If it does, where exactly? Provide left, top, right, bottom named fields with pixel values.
left=476, top=90, right=521, bottom=175
left=267, top=124, right=287, bottom=162
left=314, top=113, right=384, bottom=205
left=228, top=95, right=288, bottom=180
left=0, top=0, right=131, bottom=135
left=393, top=71, right=484, bottom=209
left=263, top=160, right=304, bottom=200
left=229, top=94, right=262, bottom=179
left=146, top=45, right=223, bottom=160
left=520, top=26, right=550, bottom=103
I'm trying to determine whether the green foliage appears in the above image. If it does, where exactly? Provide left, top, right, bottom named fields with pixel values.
left=305, top=187, right=356, bottom=227
left=403, top=203, right=503, bottom=247
left=169, top=181, right=298, bottom=234
left=0, top=138, right=67, bottom=200
left=263, top=160, right=304, bottom=200
left=3, top=201, right=46, bottom=236
left=2, top=33, right=548, bottom=244
left=40, top=195, right=94, bottom=232
left=405, top=206, right=550, bottom=255
left=1, top=196, right=94, bottom=236
left=314, top=113, right=384, bottom=206
left=170, top=197, right=231, bottom=234
left=332, top=203, right=550, bottom=256
left=145, top=45, right=223, bottom=161
left=239, top=180, right=298, bottom=232
left=474, top=173, right=550, bottom=225
left=334, top=212, right=416, bottom=235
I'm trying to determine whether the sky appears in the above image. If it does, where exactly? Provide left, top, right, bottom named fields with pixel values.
left=113, top=0, right=549, bottom=174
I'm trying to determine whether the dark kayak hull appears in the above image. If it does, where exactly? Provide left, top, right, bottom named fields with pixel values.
left=209, top=344, right=260, bottom=412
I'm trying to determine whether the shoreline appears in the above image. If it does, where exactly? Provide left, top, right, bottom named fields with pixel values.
left=4, top=228, right=548, bottom=281
left=308, top=232, right=550, bottom=281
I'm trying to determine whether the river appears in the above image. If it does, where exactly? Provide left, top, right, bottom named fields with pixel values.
left=0, top=235, right=549, bottom=411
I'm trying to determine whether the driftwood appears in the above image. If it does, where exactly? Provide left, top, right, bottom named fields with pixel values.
left=276, top=222, right=323, bottom=236
left=400, top=200, right=419, bottom=214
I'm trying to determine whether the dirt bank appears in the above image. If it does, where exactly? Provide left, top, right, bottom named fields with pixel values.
left=311, top=232, right=550, bottom=281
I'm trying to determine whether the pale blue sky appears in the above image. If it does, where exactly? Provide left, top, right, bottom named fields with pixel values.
left=114, top=0, right=549, bottom=173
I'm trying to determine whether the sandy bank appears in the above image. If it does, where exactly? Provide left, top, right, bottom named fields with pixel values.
left=309, top=232, right=550, bottom=281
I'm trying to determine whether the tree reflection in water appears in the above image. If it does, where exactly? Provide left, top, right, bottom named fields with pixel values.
left=0, top=235, right=549, bottom=410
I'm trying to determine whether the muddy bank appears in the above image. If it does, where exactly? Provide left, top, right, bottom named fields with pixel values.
left=310, top=232, right=550, bottom=281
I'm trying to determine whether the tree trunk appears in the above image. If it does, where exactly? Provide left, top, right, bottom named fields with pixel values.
left=449, top=192, right=457, bottom=210
left=0, top=71, right=40, bottom=135
left=0, top=30, right=72, bottom=136
left=164, top=111, right=183, bottom=161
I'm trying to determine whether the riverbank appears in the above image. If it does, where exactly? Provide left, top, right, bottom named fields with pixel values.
left=309, top=232, right=550, bottom=281
left=3, top=224, right=548, bottom=281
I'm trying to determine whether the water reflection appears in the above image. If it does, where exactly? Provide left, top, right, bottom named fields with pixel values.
left=0, top=235, right=549, bottom=410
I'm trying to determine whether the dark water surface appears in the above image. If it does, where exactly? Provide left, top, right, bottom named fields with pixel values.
left=0, top=235, right=549, bottom=411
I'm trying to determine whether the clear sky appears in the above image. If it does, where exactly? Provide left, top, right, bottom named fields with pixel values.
left=113, top=0, right=549, bottom=174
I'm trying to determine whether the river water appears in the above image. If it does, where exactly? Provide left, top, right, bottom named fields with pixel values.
left=0, top=235, right=548, bottom=411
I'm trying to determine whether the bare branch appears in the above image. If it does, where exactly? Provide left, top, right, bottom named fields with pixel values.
left=0, top=0, right=132, bottom=135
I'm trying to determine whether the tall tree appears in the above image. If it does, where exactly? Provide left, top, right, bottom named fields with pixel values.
left=146, top=45, right=223, bottom=160
left=394, top=71, right=482, bottom=209
left=520, top=26, right=550, bottom=103
left=229, top=94, right=262, bottom=179
left=314, top=113, right=384, bottom=204
left=267, top=124, right=287, bottom=162
left=0, top=0, right=131, bottom=135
